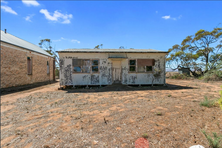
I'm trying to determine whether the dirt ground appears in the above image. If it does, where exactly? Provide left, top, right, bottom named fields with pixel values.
left=1, top=79, right=222, bottom=148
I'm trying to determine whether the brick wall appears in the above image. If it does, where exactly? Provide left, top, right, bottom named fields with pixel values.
left=1, top=42, right=54, bottom=88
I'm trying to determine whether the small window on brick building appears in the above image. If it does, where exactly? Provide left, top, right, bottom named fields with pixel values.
left=27, top=57, right=32, bottom=75
left=47, top=61, right=50, bottom=74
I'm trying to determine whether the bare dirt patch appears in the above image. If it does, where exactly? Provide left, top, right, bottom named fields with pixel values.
left=1, top=79, right=222, bottom=148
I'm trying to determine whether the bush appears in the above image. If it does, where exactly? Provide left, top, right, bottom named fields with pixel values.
left=200, top=96, right=215, bottom=108
left=202, top=70, right=222, bottom=81
left=202, top=130, right=222, bottom=148
left=170, top=73, right=191, bottom=79
left=142, top=133, right=148, bottom=139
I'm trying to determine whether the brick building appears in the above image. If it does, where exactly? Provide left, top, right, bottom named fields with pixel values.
left=0, top=30, right=55, bottom=89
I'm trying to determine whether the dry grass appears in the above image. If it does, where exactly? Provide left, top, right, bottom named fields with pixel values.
left=1, top=79, right=222, bottom=148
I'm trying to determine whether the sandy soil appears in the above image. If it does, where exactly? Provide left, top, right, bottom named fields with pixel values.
left=1, top=79, right=222, bottom=148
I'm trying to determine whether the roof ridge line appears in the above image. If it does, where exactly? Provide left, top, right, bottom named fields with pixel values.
left=0, top=30, right=42, bottom=49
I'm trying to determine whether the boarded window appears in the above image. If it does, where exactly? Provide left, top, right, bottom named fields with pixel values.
left=47, top=61, right=50, bottom=74
left=129, top=60, right=136, bottom=72
left=92, top=60, right=99, bottom=73
left=27, top=57, right=32, bottom=75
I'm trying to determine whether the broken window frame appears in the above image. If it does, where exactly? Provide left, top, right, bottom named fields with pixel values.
left=27, top=57, right=32, bottom=75
left=91, top=59, right=99, bottom=73
left=129, top=59, right=137, bottom=73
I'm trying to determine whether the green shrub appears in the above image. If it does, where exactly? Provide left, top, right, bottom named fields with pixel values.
left=202, top=130, right=222, bottom=148
left=200, top=96, right=215, bottom=108
left=201, top=69, right=222, bottom=81
left=142, top=133, right=148, bottom=139
left=156, top=112, right=162, bottom=116
left=170, top=73, right=190, bottom=79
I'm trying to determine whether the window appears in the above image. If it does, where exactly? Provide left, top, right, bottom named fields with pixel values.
left=137, top=59, right=155, bottom=72
left=82, top=59, right=91, bottom=73
left=72, top=59, right=99, bottom=73
left=129, top=59, right=155, bottom=72
left=92, top=60, right=99, bottom=73
left=129, top=60, right=136, bottom=72
left=47, top=61, right=50, bottom=74
left=73, top=59, right=83, bottom=73
left=27, top=57, right=32, bottom=75
left=138, top=66, right=146, bottom=72
left=146, top=66, right=152, bottom=72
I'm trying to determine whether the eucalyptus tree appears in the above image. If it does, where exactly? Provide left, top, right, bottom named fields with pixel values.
left=166, top=27, right=222, bottom=77
left=39, top=39, right=59, bottom=68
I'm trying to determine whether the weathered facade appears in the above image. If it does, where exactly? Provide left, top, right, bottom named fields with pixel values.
left=58, top=49, right=168, bottom=86
left=0, top=30, right=55, bottom=88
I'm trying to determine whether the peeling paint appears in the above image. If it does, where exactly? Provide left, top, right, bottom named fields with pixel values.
left=91, top=75, right=99, bottom=84
left=64, top=64, right=72, bottom=85
left=122, top=67, right=128, bottom=84
left=129, top=75, right=137, bottom=84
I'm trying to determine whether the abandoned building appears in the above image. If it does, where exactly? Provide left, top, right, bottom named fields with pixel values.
left=57, top=48, right=168, bottom=86
left=0, top=30, right=55, bottom=88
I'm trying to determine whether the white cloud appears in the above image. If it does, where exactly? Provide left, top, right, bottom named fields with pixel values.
left=40, top=9, right=73, bottom=24
left=162, top=15, right=182, bottom=20
left=1, top=5, right=17, bottom=15
left=22, top=0, right=40, bottom=6
left=71, top=39, right=80, bottom=44
left=52, top=39, right=61, bottom=42
left=1, top=0, right=8, bottom=4
left=24, top=14, right=34, bottom=22
left=52, top=37, right=80, bottom=43
left=162, top=15, right=170, bottom=20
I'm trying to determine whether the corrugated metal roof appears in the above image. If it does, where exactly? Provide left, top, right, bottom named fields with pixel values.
left=57, top=48, right=168, bottom=53
left=0, top=30, right=51, bottom=57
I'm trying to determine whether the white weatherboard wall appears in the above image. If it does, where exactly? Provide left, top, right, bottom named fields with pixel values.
left=58, top=52, right=166, bottom=86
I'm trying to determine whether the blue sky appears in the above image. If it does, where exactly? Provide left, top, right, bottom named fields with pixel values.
left=1, top=0, right=222, bottom=52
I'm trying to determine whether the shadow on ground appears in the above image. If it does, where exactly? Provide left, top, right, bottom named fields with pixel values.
left=63, top=83, right=195, bottom=93
left=0, top=80, right=58, bottom=96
